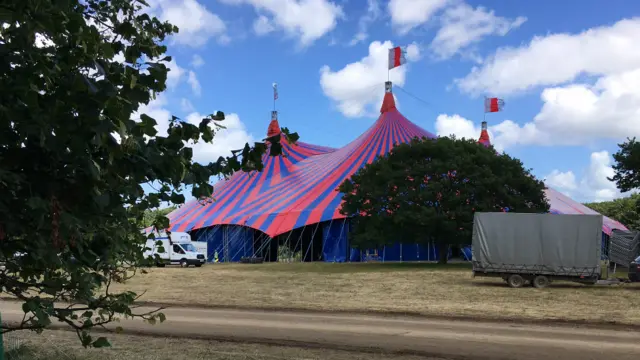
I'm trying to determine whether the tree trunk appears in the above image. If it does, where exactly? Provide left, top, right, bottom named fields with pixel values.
left=438, top=245, right=448, bottom=264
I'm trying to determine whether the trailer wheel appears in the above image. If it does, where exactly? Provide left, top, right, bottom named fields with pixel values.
left=507, top=274, right=525, bottom=288
left=532, top=276, right=550, bottom=289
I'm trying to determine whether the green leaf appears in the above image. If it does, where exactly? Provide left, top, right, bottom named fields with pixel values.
left=92, top=337, right=111, bottom=348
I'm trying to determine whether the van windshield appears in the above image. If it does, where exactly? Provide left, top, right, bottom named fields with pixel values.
left=180, top=244, right=197, bottom=252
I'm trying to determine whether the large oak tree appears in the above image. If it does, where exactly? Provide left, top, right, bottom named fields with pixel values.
left=339, top=137, right=549, bottom=263
left=0, top=0, right=295, bottom=347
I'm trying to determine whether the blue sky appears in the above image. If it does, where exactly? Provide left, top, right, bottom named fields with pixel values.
left=138, top=0, right=640, bottom=203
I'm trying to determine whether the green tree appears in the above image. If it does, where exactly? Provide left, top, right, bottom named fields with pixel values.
left=610, top=138, right=640, bottom=192
left=142, top=206, right=177, bottom=228
left=0, top=0, right=296, bottom=347
left=584, top=195, right=640, bottom=230
left=607, top=138, right=640, bottom=229
left=338, top=137, right=549, bottom=263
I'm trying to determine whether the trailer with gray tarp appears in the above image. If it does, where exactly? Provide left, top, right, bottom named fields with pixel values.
left=472, top=212, right=603, bottom=288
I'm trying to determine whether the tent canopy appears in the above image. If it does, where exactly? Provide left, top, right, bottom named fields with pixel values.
left=167, top=83, right=627, bottom=237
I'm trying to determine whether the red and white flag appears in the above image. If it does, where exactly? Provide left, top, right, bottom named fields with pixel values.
left=273, top=82, right=278, bottom=100
left=484, top=97, right=504, bottom=113
left=388, top=46, right=406, bottom=70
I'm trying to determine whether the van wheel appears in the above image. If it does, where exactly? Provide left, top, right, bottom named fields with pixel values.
left=180, top=259, right=189, bottom=268
left=533, top=275, right=550, bottom=288
left=507, top=274, right=524, bottom=288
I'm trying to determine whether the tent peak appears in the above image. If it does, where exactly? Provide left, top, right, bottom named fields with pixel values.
left=380, top=81, right=397, bottom=113
left=479, top=120, right=491, bottom=146
left=267, top=110, right=281, bottom=137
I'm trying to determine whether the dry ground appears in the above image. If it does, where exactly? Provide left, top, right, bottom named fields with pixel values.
left=107, top=262, right=640, bottom=325
left=2, top=329, right=441, bottom=360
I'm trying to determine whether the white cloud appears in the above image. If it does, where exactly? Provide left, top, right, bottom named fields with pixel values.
left=433, top=113, right=515, bottom=153
left=456, top=18, right=640, bottom=95
left=435, top=114, right=482, bottom=140
left=320, top=40, right=420, bottom=117
left=185, top=112, right=254, bottom=164
left=134, top=94, right=172, bottom=136
left=349, top=0, right=381, bottom=46
left=191, top=54, right=205, bottom=68
left=545, top=170, right=577, bottom=191
left=166, top=58, right=185, bottom=88
left=545, top=151, right=621, bottom=202
left=221, top=0, right=343, bottom=46
left=147, top=0, right=228, bottom=47
left=34, top=33, right=55, bottom=48
left=405, top=42, right=422, bottom=61
left=388, top=0, right=450, bottom=35
left=253, top=15, right=275, bottom=36
left=486, top=68, right=640, bottom=148
left=188, top=70, right=201, bottom=96
left=430, top=4, right=526, bottom=60
left=133, top=97, right=254, bottom=165
left=181, top=98, right=195, bottom=113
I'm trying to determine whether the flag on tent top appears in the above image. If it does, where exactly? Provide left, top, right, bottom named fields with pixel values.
left=484, top=97, right=504, bottom=113
left=388, top=46, right=406, bottom=70
left=273, top=83, right=278, bottom=100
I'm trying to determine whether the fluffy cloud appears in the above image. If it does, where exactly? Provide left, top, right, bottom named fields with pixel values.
left=221, top=0, right=343, bottom=46
left=147, top=0, right=228, bottom=47
left=320, top=41, right=420, bottom=117
left=349, top=0, right=381, bottom=46
left=191, top=55, right=205, bottom=68
left=485, top=68, right=640, bottom=148
left=430, top=4, right=526, bottom=60
left=185, top=112, right=254, bottom=164
left=133, top=97, right=254, bottom=164
left=435, top=114, right=484, bottom=141
left=253, top=15, right=275, bottom=36
left=181, top=98, right=195, bottom=113
left=545, top=151, right=621, bottom=202
left=187, top=70, right=202, bottom=96
left=166, top=58, right=185, bottom=88
left=388, top=0, right=450, bottom=35
left=456, top=18, right=640, bottom=95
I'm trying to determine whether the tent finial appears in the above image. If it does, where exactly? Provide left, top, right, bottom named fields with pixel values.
left=380, top=82, right=396, bottom=113
left=267, top=110, right=280, bottom=137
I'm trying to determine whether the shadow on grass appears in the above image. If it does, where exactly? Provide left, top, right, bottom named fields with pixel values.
left=471, top=279, right=640, bottom=290
left=227, top=261, right=473, bottom=274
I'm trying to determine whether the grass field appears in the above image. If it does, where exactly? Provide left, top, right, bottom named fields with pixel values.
left=3, top=330, right=439, bottom=360
left=108, top=262, right=640, bottom=325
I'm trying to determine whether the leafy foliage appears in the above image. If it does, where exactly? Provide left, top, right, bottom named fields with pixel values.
left=584, top=195, right=640, bottom=230
left=0, top=0, right=296, bottom=346
left=610, top=138, right=640, bottom=193
left=339, top=137, right=549, bottom=262
left=142, top=206, right=177, bottom=228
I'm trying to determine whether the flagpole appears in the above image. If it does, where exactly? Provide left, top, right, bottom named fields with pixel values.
left=483, top=96, right=487, bottom=123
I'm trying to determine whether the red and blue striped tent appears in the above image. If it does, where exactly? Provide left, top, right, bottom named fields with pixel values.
left=164, top=83, right=627, bottom=262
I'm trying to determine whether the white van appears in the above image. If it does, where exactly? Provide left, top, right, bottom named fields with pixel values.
left=144, top=231, right=206, bottom=268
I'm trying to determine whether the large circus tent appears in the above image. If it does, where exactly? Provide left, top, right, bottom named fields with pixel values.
left=164, top=82, right=628, bottom=263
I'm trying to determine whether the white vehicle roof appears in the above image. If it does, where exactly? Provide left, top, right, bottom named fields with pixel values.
left=144, top=230, right=191, bottom=243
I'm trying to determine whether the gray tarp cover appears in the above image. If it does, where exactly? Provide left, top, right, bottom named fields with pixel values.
left=472, top=213, right=602, bottom=276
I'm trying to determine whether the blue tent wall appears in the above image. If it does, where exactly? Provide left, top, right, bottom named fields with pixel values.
left=191, top=225, right=253, bottom=262
left=227, top=226, right=254, bottom=262
left=348, top=243, right=452, bottom=262
left=191, top=227, right=223, bottom=262
left=322, top=220, right=349, bottom=262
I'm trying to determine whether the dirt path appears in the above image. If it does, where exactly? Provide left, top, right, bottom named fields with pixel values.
left=2, top=302, right=639, bottom=360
